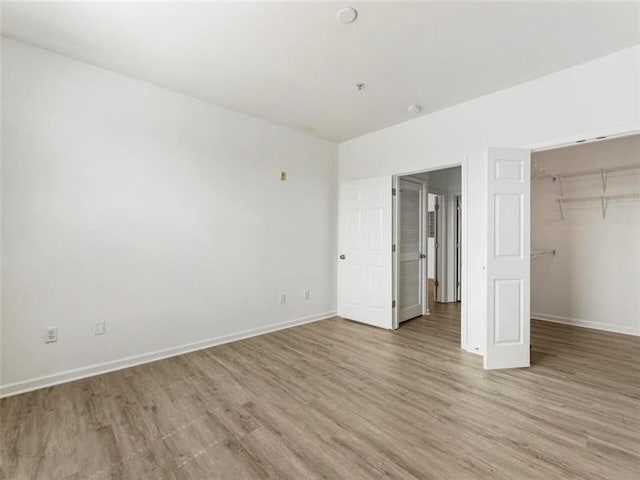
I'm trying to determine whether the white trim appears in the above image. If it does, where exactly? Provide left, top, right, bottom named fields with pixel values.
left=466, top=347, right=484, bottom=356
left=532, top=313, right=639, bottom=336
left=0, top=311, right=336, bottom=398
left=445, top=192, right=459, bottom=303
left=529, top=129, right=640, bottom=153
left=392, top=175, right=400, bottom=329
left=420, top=178, right=429, bottom=317
left=460, top=157, right=469, bottom=351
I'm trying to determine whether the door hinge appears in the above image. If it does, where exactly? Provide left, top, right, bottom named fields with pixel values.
left=434, top=280, right=439, bottom=287
left=392, top=300, right=396, bottom=308
left=392, top=188, right=396, bottom=196
left=434, top=203, right=440, bottom=210
left=392, top=244, right=396, bottom=252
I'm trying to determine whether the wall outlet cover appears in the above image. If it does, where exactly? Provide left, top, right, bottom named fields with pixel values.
left=95, top=321, right=106, bottom=335
left=45, top=328, right=57, bottom=343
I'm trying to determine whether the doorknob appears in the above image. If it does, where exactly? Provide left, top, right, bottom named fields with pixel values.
left=420, top=253, right=426, bottom=258
left=339, top=254, right=346, bottom=260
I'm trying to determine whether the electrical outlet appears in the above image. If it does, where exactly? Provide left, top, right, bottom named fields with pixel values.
left=95, top=321, right=105, bottom=336
left=303, top=289, right=310, bottom=300
left=279, top=293, right=286, bottom=304
left=45, top=328, right=57, bottom=343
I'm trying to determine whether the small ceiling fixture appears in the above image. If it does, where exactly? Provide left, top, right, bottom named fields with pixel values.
left=336, top=7, right=358, bottom=24
left=356, top=82, right=366, bottom=91
left=408, top=104, right=423, bottom=114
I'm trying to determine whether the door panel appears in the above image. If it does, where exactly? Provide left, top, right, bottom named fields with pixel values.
left=485, top=148, right=531, bottom=369
left=398, top=178, right=425, bottom=322
left=338, top=176, right=393, bottom=329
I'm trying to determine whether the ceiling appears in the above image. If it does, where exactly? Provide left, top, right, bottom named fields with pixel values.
left=1, top=2, right=638, bottom=142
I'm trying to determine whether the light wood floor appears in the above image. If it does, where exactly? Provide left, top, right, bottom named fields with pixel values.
left=1, top=304, right=639, bottom=479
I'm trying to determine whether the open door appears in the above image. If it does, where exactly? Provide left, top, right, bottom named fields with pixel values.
left=338, top=176, right=393, bottom=329
left=484, top=147, right=531, bottom=369
left=397, top=177, right=427, bottom=322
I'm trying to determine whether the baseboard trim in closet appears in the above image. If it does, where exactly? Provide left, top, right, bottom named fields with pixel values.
left=531, top=312, right=639, bottom=336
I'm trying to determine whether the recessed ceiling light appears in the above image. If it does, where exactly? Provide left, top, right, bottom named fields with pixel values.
left=408, top=104, right=423, bottom=114
left=336, top=7, right=358, bottom=24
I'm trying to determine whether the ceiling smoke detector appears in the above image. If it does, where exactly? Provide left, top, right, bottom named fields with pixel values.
left=408, top=104, right=423, bottom=114
left=336, top=7, right=358, bottom=24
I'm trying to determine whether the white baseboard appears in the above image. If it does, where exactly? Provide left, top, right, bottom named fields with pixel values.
left=531, top=312, right=639, bottom=336
left=464, top=346, right=484, bottom=356
left=0, top=311, right=336, bottom=399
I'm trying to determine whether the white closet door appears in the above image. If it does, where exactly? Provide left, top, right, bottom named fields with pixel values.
left=338, top=176, right=393, bottom=329
left=485, top=147, right=531, bottom=369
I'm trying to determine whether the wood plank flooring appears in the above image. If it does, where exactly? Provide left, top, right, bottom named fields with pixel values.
left=1, top=304, right=639, bottom=479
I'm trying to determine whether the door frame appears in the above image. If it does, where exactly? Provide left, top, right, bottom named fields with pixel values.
left=445, top=191, right=461, bottom=303
left=392, top=160, right=469, bottom=353
left=454, top=194, right=462, bottom=303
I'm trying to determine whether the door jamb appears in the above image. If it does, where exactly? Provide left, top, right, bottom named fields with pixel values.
left=391, top=160, right=468, bottom=353
left=446, top=190, right=462, bottom=303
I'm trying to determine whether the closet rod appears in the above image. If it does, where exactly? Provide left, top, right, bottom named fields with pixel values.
left=557, top=193, right=640, bottom=219
left=558, top=192, right=640, bottom=203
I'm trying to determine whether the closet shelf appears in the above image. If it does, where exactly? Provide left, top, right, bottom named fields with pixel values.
left=539, top=163, right=640, bottom=195
left=557, top=193, right=640, bottom=219
left=555, top=163, right=640, bottom=181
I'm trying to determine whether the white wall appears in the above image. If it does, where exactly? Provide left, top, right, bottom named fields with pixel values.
left=428, top=167, right=462, bottom=195
left=1, top=38, right=338, bottom=395
left=339, top=45, right=640, bottom=353
left=531, top=135, right=640, bottom=335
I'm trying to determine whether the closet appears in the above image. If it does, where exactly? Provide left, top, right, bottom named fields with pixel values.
left=530, top=134, right=640, bottom=335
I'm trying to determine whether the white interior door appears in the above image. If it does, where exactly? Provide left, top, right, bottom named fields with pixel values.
left=338, top=176, right=393, bottom=329
left=485, top=147, right=531, bottom=369
left=398, top=178, right=426, bottom=322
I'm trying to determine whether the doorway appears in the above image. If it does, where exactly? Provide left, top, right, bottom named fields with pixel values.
left=394, top=166, right=462, bottom=328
